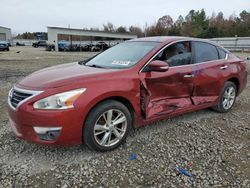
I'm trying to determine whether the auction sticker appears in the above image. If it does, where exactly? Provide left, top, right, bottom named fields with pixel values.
left=111, top=60, right=131, bottom=66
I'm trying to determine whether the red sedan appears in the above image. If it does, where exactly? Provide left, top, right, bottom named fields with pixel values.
left=8, top=37, right=247, bottom=151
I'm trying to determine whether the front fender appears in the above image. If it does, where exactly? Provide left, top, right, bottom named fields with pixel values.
left=74, top=77, right=142, bottom=128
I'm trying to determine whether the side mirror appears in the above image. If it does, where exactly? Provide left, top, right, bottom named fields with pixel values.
left=148, top=60, right=169, bottom=72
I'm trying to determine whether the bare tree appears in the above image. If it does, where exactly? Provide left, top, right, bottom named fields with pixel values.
left=116, top=26, right=127, bottom=33
left=103, top=22, right=115, bottom=32
left=157, top=15, right=173, bottom=29
left=129, top=26, right=144, bottom=37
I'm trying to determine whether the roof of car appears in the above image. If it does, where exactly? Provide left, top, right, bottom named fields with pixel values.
left=129, top=36, right=221, bottom=48
left=129, top=36, right=190, bottom=43
left=0, top=41, right=8, bottom=44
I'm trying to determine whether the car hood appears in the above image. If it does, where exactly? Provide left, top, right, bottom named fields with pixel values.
left=17, top=62, right=120, bottom=89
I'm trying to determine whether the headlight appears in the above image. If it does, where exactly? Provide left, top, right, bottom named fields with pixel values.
left=33, top=88, right=86, bottom=110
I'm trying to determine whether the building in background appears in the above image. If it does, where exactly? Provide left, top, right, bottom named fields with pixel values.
left=47, top=26, right=137, bottom=51
left=0, top=26, right=12, bottom=42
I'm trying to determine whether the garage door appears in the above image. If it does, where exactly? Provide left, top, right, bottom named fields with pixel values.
left=0, top=33, right=6, bottom=41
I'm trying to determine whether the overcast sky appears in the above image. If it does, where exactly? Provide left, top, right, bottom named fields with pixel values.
left=1, top=0, right=249, bottom=35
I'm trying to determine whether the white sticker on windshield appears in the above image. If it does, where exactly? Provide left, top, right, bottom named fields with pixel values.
left=111, top=60, right=131, bottom=66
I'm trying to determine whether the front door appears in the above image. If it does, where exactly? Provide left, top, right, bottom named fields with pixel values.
left=139, top=41, right=195, bottom=119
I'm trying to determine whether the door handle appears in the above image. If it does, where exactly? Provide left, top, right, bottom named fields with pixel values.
left=220, top=65, right=228, bottom=70
left=183, top=74, right=194, bottom=78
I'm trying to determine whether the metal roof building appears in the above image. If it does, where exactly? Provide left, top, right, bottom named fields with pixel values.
left=0, top=26, right=12, bottom=42
left=47, top=26, right=137, bottom=51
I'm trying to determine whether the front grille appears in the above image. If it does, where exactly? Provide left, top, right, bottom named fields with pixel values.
left=10, top=89, right=33, bottom=108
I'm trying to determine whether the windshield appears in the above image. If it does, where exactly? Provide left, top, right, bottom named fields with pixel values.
left=85, top=41, right=158, bottom=69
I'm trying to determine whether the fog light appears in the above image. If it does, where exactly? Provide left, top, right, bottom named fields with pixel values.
left=33, top=127, right=62, bottom=141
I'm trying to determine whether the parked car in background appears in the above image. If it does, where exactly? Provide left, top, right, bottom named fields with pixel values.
left=32, top=40, right=47, bottom=48
left=91, top=42, right=109, bottom=51
left=58, top=42, right=98, bottom=52
left=16, top=42, right=25, bottom=46
left=96, top=41, right=109, bottom=50
left=6, top=41, right=11, bottom=47
left=7, top=37, right=247, bottom=151
left=91, top=45, right=100, bottom=52
left=79, top=44, right=95, bottom=51
left=58, top=40, right=71, bottom=51
left=45, top=43, right=55, bottom=51
left=0, top=41, right=9, bottom=51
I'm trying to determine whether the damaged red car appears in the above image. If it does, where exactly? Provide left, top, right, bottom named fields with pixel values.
left=8, top=37, right=247, bottom=151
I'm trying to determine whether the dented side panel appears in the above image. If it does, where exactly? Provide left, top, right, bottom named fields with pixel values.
left=192, top=60, right=228, bottom=105
left=139, top=66, right=194, bottom=119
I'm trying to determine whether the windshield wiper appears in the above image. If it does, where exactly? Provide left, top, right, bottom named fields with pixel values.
left=78, top=60, right=86, bottom=65
left=78, top=53, right=101, bottom=65
left=85, top=64, right=105, bottom=68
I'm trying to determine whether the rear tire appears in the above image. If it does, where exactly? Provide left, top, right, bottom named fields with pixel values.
left=213, top=81, right=237, bottom=113
left=83, top=100, right=132, bottom=151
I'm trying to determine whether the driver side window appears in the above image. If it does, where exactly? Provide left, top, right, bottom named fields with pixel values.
left=153, top=41, right=192, bottom=67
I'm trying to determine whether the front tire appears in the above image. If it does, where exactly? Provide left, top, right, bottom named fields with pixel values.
left=213, top=81, right=237, bottom=113
left=83, top=100, right=132, bottom=151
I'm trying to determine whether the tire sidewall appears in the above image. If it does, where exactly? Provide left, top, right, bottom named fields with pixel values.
left=83, top=100, right=132, bottom=151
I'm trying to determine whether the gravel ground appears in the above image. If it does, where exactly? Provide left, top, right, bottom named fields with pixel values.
left=0, top=46, right=250, bottom=187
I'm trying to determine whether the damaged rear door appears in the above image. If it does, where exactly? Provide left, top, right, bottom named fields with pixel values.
left=139, top=41, right=195, bottom=119
left=191, top=41, right=227, bottom=105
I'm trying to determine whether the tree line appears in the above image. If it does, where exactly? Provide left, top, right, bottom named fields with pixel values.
left=15, top=9, right=250, bottom=39
left=15, top=32, right=47, bottom=40
left=106, top=9, right=250, bottom=38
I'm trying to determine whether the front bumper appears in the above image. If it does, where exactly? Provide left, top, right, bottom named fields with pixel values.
left=8, top=103, right=84, bottom=146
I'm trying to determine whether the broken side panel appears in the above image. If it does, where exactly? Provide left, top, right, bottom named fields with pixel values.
left=191, top=61, right=226, bottom=105
left=140, top=83, right=150, bottom=118
left=139, top=66, right=195, bottom=119
left=148, top=97, right=193, bottom=116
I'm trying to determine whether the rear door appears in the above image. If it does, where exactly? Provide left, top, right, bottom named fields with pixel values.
left=191, top=41, right=230, bottom=105
left=139, top=41, right=195, bottom=118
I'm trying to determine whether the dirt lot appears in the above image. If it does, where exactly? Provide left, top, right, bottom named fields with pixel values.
left=0, top=46, right=250, bottom=187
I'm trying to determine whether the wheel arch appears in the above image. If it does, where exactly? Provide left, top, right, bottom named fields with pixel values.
left=83, top=95, right=137, bottom=129
left=227, top=77, right=240, bottom=94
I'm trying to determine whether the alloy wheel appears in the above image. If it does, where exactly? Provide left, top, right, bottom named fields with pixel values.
left=222, top=86, right=236, bottom=110
left=93, top=109, right=127, bottom=147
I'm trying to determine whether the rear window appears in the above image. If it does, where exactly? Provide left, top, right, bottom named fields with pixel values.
left=193, top=42, right=219, bottom=63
